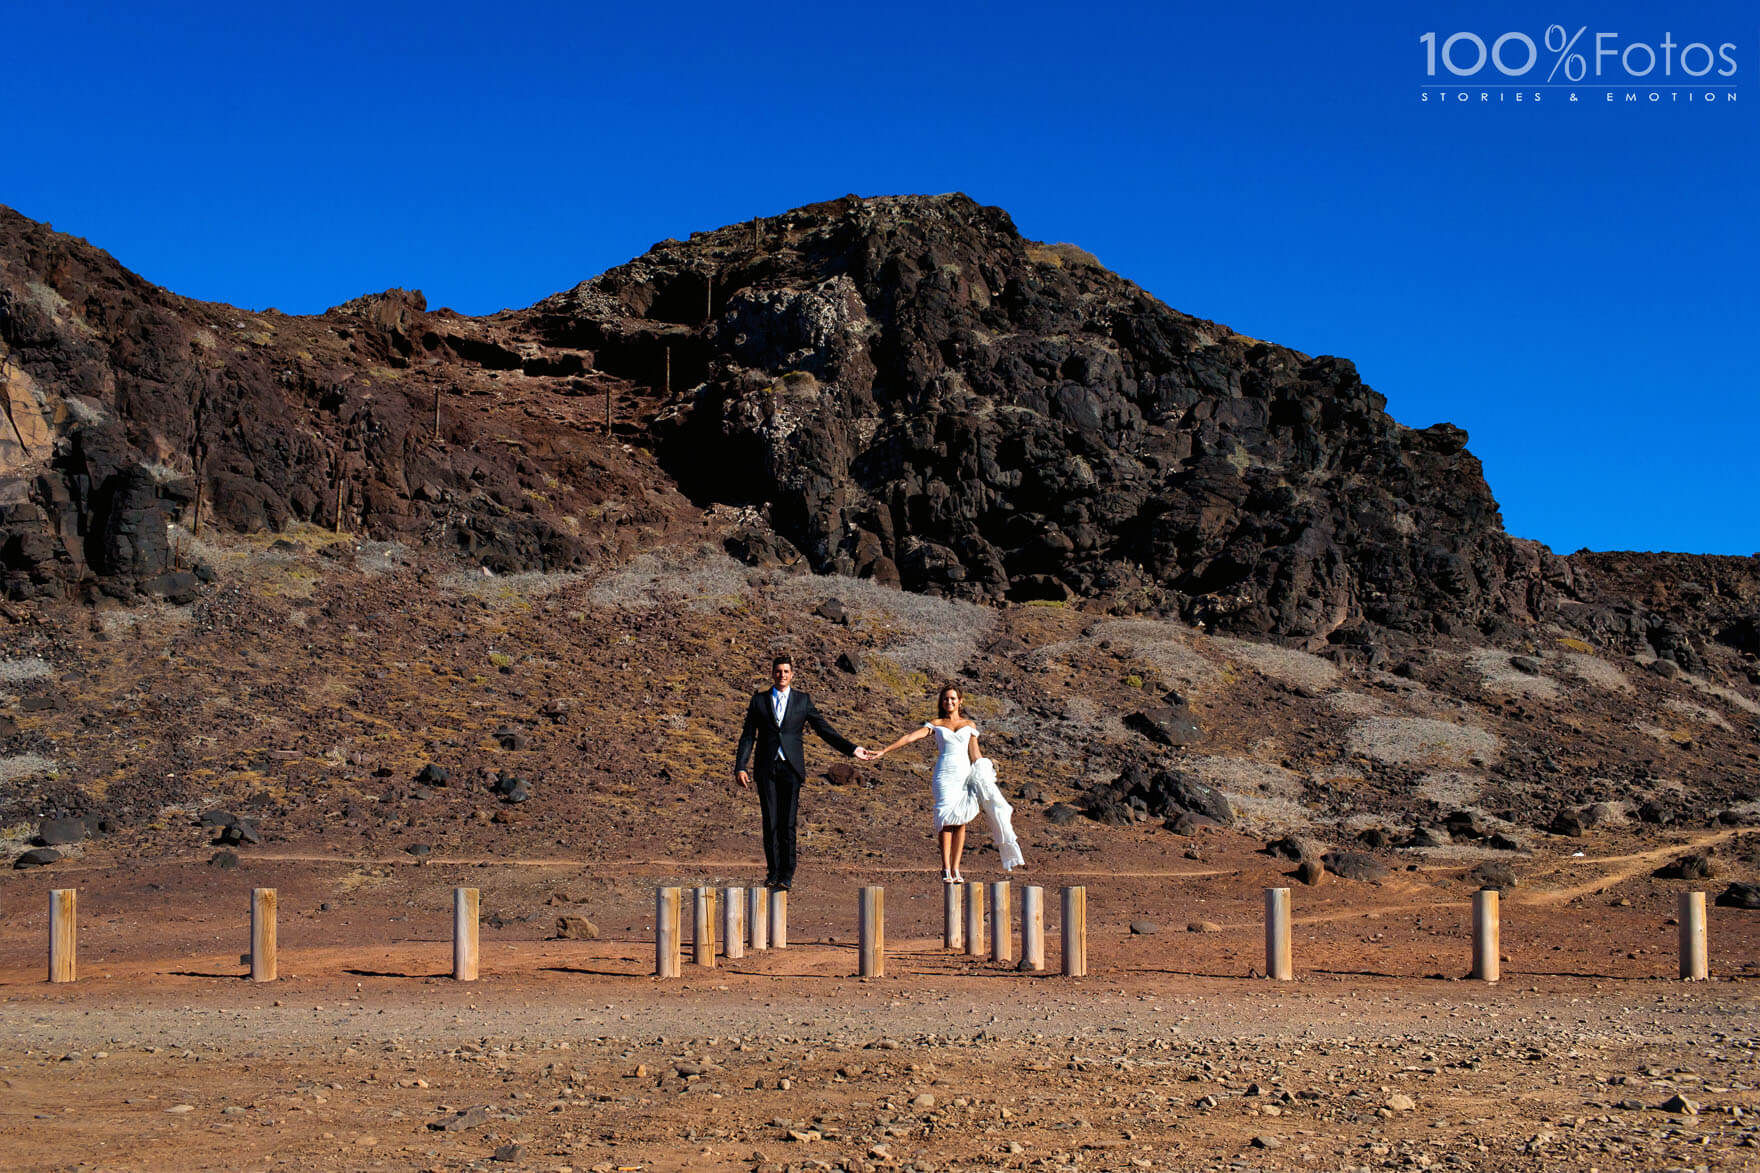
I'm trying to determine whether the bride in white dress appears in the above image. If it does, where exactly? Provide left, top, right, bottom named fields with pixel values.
left=868, top=684, right=1025, bottom=882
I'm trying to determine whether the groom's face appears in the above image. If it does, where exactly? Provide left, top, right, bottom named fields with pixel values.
left=772, top=662, right=794, bottom=690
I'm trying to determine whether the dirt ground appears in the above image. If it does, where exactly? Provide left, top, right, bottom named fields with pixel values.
left=2, top=827, right=1756, bottom=1173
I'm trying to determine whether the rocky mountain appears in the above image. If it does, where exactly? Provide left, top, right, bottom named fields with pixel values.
left=2, top=195, right=1756, bottom=675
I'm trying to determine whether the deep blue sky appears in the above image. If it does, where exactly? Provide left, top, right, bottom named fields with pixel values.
left=6, top=1, right=1755, bottom=555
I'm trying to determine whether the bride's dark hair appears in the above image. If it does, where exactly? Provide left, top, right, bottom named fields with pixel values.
left=937, top=683, right=961, bottom=717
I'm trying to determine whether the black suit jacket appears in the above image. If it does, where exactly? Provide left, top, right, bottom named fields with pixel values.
left=735, top=688, right=856, bottom=780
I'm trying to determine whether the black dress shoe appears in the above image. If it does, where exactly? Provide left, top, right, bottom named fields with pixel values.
left=762, top=876, right=778, bottom=889
left=773, top=878, right=791, bottom=891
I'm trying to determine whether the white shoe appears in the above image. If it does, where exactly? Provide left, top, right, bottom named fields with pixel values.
left=952, top=871, right=965, bottom=884
left=942, top=870, right=954, bottom=884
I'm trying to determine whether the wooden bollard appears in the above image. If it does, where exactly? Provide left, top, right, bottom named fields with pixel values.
left=692, top=887, right=716, bottom=968
left=989, top=881, right=1012, bottom=964
left=1471, top=888, right=1500, bottom=982
left=1021, top=885, right=1045, bottom=971
left=723, top=887, right=745, bottom=960
left=964, top=880, right=984, bottom=956
left=943, top=881, right=963, bottom=950
left=655, top=887, right=682, bottom=978
left=1264, top=887, right=1292, bottom=981
left=769, top=889, right=788, bottom=950
left=453, top=887, right=479, bottom=981
left=251, top=888, right=278, bottom=982
left=859, top=886, right=885, bottom=978
left=1679, top=891, right=1708, bottom=981
left=749, top=886, right=769, bottom=951
left=1061, top=886, right=1087, bottom=977
left=48, top=889, right=76, bottom=984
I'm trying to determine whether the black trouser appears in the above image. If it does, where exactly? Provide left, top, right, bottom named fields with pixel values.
left=755, top=758, right=803, bottom=883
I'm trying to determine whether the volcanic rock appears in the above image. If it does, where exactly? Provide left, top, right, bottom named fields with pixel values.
left=1123, top=705, right=1202, bottom=748
left=1320, top=851, right=1388, bottom=882
left=14, top=847, right=60, bottom=868
left=1653, top=852, right=1716, bottom=880
left=35, top=816, right=85, bottom=846
left=1714, top=882, right=1760, bottom=909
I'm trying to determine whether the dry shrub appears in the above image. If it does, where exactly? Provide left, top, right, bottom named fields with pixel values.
left=1465, top=648, right=1560, bottom=700
left=1560, top=652, right=1633, bottom=694
left=1178, top=754, right=1312, bottom=831
left=0, top=658, right=52, bottom=684
left=1346, top=716, right=1501, bottom=767
left=0, top=754, right=59, bottom=784
left=1081, top=619, right=1220, bottom=694
left=1211, top=636, right=1341, bottom=693
left=772, top=574, right=996, bottom=679
left=586, top=544, right=750, bottom=613
left=1684, top=675, right=1760, bottom=717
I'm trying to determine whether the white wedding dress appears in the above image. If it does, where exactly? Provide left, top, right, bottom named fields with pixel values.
left=927, top=723, right=1025, bottom=871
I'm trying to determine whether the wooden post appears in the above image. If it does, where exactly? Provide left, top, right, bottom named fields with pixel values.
left=655, top=887, right=682, bottom=978
left=1471, top=888, right=1500, bottom=983
left=604, top=385, right=612, bottom=432
left=432, top=386, right=441, bottom=441
left=1021, top=885, right=1045, bottom=972
left=989, top=881, right=1012, bottom=964
left=723, top=886, right=744, bottom=960
left=251, top=888, right=278, bottom=982
left=333, top=470, right=346, bottom=534
left=749, top=886, right=769, bottom=951
left=1264, top=887, right=1292, bottom=981
left=964, top=880, right=984, bottom=957
left=663, top=346, right=671, bottom=395
left=453, top=887, right=479, bottom=981
left=693, top=886, right=716, bottom=968
left=1061, top=886, right=1087, bottom=977
left=1679, top=891, right=1708, bottom=981
left=48, top=889, right=76, bottom=984
left=705, top=272, right=714, bottom=324
left=943, top=881, right=964, bottom=950
left=859, top=886, right=884, bottom=978
left=769, top=889, right=788, bottom=950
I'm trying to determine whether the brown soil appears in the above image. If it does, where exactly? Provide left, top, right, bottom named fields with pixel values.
left=1, top=534, right=1758, bottom=1171
left=2, top=827, right=1756, bottom=1173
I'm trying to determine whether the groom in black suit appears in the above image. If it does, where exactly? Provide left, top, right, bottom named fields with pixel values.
left=734, top=654, right=867, bottom=890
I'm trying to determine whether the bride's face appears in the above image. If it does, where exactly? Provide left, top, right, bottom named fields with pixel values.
left=941, top=689, right=960, bottom=717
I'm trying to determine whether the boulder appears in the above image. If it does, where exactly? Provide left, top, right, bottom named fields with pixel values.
left=417, top=763, right=451, bottom=786
left=1509, top=655, right=1542, bottom=675
left=1402, top=825, right=1451, bottom=848
left=1549, top=809, right=1590, bottom=837
left=14, top=847, right=60, bottom=868
left=1654, top=852, right=1717, bottom=880
left=825, top=762, right=857, bottom=786
left=1320, top=851, right=1388, bottom=882
left=814, top=598, right=848, bottom=625
left=1045, top=803, right=1080, bottom=826
left=555, top=915, right=600, bottom=940
left=1713, top=882, right=1760, bottom=909
left=835, top=650, right=864, bottom=675
left=1469, top=862, right=1518, bottom=891
left=1123, top=705, right=1203, bottom=748
left=1128, top=920, right=1158, bottom=935
left=1293, top=858, right=1325, bottom=886
left=1164, top=812, right=1220, bottom=835
left=1264, top=835, right=1319, bottom=862
left=219, top=819, right=262, bottom=846
left=1443, top=809, right=1490, bottom=839
left=35, top=817, right=85, bottom=846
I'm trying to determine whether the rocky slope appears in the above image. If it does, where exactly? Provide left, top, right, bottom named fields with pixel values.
left=3, top=195, right=1756, bottom=671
